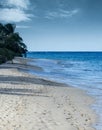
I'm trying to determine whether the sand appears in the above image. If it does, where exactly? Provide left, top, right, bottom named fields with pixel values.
left=0, top=57, right=96, bottom=130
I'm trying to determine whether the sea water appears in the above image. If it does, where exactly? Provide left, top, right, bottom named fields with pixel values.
left=27, top=52, right=102, bottom=130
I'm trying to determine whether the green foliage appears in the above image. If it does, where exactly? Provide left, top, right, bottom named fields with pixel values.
left=0, top=23, right=27, bottom=64
left=0, top=48, right=15, bottom=60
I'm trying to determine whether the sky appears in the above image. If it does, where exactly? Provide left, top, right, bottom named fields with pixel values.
left=0, top=0, right=102, bottom=51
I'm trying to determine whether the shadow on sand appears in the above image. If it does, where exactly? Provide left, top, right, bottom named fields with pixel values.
left=0, top=87, right=49, bottom=97
left=0, top=75, right=65, bottom=86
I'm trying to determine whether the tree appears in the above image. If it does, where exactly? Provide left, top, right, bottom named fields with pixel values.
left=4, top=23, right=16, bottom=35
left=5, top=32, right=27, bottom=56
left=0, top=23, right=6, bottom=47
left=0, top=23, right=27, bottom=59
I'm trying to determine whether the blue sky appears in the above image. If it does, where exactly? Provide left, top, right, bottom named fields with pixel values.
left=0, top=0, right=102, bottom=51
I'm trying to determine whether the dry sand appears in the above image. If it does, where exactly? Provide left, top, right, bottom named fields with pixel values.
left=0, top=57, right=96, bottom=130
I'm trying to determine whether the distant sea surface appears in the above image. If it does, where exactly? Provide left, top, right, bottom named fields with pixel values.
left=27, top=52, right=102, bottom=130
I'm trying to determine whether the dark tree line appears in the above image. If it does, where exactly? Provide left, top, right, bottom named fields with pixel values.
left=0, top=23, right=27, bottom=63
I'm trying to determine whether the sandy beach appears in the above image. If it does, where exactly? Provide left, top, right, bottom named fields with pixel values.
left=0, top=57, right=96, bottom=130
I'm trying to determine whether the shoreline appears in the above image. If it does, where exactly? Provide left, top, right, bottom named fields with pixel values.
left=0, top=57, right=97, bottom=130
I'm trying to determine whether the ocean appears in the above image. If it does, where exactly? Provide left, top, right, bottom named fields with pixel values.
left=27, top=52, right=102, bottom=130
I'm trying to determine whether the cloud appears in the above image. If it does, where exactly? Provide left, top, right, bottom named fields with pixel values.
left=7, top=0, right=30, bottom=9
left=0, top=0, right=79, bottom=22
left=0, top=8, right=33, bottom=22
left=0, top=0, right=33, bottom=22
left=45, top=9, right=79, bottom=19
left=16, top=25, right=31, bottom=29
